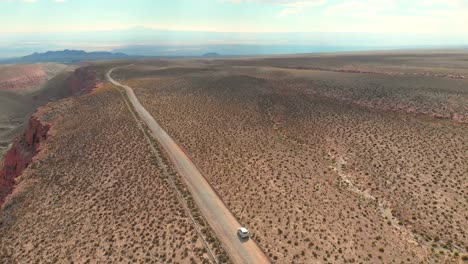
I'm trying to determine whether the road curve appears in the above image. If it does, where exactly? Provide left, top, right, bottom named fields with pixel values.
left=107, top=67, right=270, bottom=264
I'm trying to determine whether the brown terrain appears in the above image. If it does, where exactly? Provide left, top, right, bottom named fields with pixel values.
left=0, top=62, right=111, bottom=206
left=0, top=62, right=229, bottom=263
left=111, top=51, right=467, bottom=263
left=0, top=63, right=74, bottom=160
left=0, top=63, right=69, bottom=94
left=0, top=51, right=467, bottom=263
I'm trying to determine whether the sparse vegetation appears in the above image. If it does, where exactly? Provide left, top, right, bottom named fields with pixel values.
left=0, top=78, right=217, bottom=263
left=1, top=52, right=467, bottom=263
left=113, top=53, right=467, bottom=263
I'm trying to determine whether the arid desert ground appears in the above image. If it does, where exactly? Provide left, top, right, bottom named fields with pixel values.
left=1, top=51, right=467, bottom=263
left=0, top=63, right=74, bottom=159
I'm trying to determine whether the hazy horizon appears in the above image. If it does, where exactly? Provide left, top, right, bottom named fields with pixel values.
left=1, top=0, right=468, bottom=57
left=2, top=29, right=468, bottom=58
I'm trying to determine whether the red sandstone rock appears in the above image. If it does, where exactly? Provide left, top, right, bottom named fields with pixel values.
left=66, top=67, right=102, bottom=95
left=0, top=116, right=49, bottom=206
left=0, top=66, right=103, bottom=207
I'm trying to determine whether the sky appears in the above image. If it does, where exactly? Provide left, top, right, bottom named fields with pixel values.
left=1, top=0, right=468, bottom=57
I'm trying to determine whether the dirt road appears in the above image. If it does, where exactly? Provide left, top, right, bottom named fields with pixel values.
left=107, top=67, right=270, bottom=264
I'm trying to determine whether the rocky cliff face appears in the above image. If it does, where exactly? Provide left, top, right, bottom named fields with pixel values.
left=0, top=113, right=49, bottom=206
left=0, top=65, right=103, bottom=207
left=66, top=66, right=103, bottom=95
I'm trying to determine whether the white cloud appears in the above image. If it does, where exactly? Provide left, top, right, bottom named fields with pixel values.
left=277, top=7, right=300, bottom=17
left=415, top=0, right=465, bottom=7
left=280, top=0, right=327, bottom=17
left=225, top=0, right=327, bottom=17
left=321, top=0, right=468, bottom=34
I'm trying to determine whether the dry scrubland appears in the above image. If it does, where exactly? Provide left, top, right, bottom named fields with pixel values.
left=0, top=78, right=227, bottom=263
left=114, top=52, right=468, bottom=263
left=0, top=63, right=73, bottom=159
left=0, top=63, right=70, bottom=94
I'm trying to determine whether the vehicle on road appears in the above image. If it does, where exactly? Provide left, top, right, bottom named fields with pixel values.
left=107, top=67, right=269, bottom=264
left=237, top=227, right=250, bottom=239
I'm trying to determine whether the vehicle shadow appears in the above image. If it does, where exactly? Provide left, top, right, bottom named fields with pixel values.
left=237, top=233, right=250, bottom=243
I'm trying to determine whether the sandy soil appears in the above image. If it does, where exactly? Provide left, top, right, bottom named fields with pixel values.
left=1, top=52, right=467, bottom=263
left=112, top=52, right=468, bottom=263
left=108, top=67, right=269, bottom=264
left=0, top=83, right=225, bottom=263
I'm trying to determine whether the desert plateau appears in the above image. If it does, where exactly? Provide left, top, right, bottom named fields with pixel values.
left=0, top=51, right=467, bottom=264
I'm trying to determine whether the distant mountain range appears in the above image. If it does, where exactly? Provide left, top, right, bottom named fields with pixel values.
left=1, top=50, right=130, bottom=64
left=202, top=52, right=221, bottom=57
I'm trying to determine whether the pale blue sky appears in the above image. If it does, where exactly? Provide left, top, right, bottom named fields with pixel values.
left=0, top=0, right=467, bottom=57
left=1, top=0, right=467, bottom=33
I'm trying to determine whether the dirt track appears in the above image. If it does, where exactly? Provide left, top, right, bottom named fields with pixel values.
left=107, top=67, right=269, bottom=264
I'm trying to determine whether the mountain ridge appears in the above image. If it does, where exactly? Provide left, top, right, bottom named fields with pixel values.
left=1, top=49, right=130, bottom=64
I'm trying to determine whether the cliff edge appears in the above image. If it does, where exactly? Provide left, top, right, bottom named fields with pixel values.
left=0, top=116, right=49, bottom=206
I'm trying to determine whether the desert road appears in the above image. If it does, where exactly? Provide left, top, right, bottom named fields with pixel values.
left=107, top=67, right=270, bottom=264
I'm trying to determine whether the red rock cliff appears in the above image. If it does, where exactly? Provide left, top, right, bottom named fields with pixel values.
left=0, top=116, right=49, bottom=206
left=66, top=66, right=103, bottom=95
left=0, top=66, right=103, bottom=207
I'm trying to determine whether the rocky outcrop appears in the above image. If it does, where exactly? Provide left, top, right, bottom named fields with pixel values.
left=0, top=116, right=49, bottom=206
left=0, top=65, right=47, bottom=93
left=66, top=66, right=103, bottom=95
left=0, top=74, right=47, bottom=92
left=0, top=65, right=104, bottom=207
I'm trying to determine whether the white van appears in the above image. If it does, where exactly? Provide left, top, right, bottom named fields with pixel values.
left=237, top=227, right=250, bottom=239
